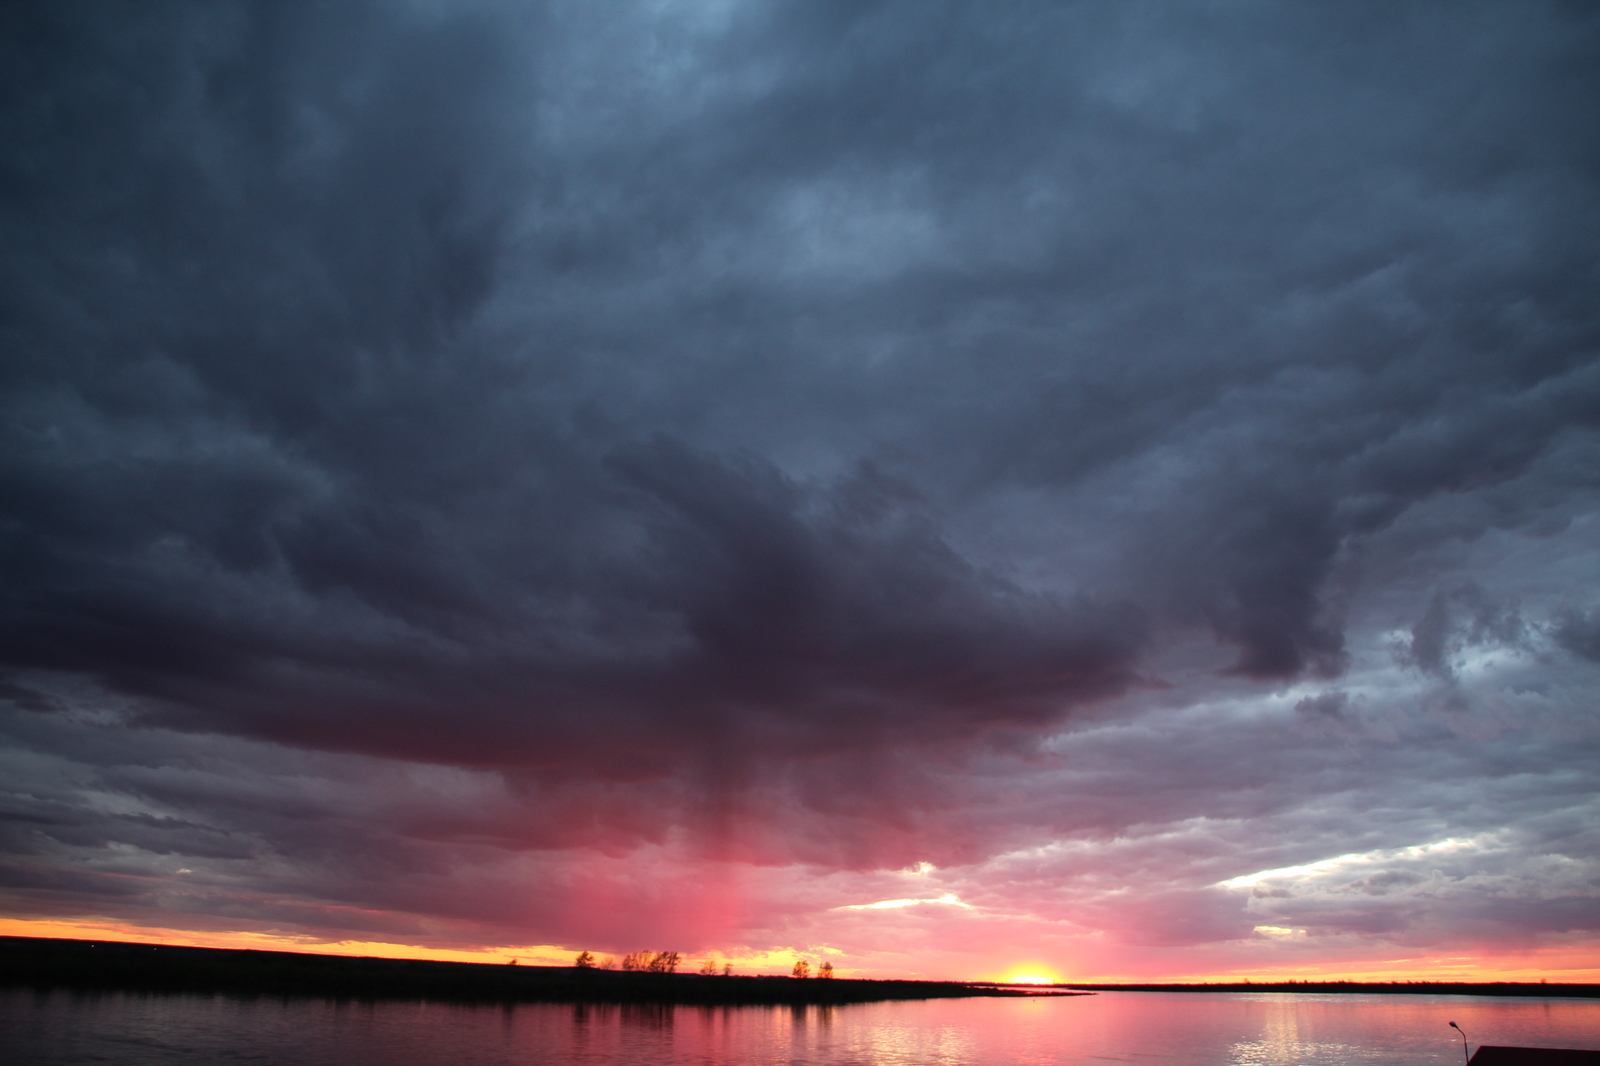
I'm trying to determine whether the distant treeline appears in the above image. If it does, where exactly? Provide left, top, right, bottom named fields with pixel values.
left=574, top=949, right=830, bottom=980
left=1051, top=981, right=1600, bottom=999
left=0, top=937, right=1066, bottom=1006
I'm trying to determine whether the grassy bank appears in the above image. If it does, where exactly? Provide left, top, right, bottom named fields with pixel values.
left=0, top=937, right=1077, bottom=1006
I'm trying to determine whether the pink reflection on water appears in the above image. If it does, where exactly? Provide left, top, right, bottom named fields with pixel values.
left=6, top=990, right=1600, bottom=1065
left=580, top=993, right=1600, bottom=1065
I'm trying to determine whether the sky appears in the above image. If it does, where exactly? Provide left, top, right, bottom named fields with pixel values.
left=1, top=0, right=1598, bottom=983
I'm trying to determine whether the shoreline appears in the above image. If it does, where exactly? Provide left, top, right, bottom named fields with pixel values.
left=7, top=938, right=1592, bottom=1004
left=1045, top=981, right=1600, bottom=998
left=0, top=936, right=1081, bottom=1006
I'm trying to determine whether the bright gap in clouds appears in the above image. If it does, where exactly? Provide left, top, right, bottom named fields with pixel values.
left=834, top=894, right=975, bottom=911
left=1216, top=832, right=1491, bottom=883
left=1218, top=837, right=1495, bottom=890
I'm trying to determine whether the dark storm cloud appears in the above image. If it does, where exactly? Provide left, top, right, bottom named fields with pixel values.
left=1556, top=608, right=1600, bottom=663
left=1399, top=582, right=1533, bottom=680
left=1, top=0, right=1151, bottom=775
left=2, top=0, right=1598, bottom=842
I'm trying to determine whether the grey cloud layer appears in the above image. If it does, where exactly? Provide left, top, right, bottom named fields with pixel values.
left=5, top=611, right=1596, bottom=953
left=2, top=0, right=1600, bottom=945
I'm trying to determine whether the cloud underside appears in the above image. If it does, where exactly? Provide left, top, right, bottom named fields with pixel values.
left=1, top=0, right=1598, bottom=965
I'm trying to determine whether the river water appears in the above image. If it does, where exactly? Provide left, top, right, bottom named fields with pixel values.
left=5, top=988, right=1599, bottom=1065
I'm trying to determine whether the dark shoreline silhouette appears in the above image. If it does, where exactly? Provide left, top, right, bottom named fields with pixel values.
left=1048, top=981, right=1600, bottom=998
left=8, top=938, right=1592, bottom=1005
left=0, top=937, right=1079, bottom=1006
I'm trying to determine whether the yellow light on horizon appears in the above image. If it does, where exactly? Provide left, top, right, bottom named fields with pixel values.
left=999, top=964, right=1063, bottom=985
left=0, top=917, right=571, bottom=966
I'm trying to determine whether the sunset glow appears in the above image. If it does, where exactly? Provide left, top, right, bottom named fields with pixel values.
left=998, top=968, right=1064, bottom=986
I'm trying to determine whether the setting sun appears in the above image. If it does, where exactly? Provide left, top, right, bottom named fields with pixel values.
left=999, top=966, right=1063, bottom=986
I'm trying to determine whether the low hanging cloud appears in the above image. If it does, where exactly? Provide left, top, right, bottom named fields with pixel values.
left=2, top=0, right=1599, bottom=969
left=4, top=432, right=1146, bottom=775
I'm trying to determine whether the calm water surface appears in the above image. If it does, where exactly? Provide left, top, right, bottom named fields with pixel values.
left=5, top=988, right=1599, bottom=1065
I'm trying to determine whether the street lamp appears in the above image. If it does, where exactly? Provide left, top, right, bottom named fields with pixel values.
left=1450, top=1021, right=1469, bottom=1064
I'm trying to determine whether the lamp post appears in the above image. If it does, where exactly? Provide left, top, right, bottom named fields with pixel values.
left=1450, top=1021, right=1469, bottom=1064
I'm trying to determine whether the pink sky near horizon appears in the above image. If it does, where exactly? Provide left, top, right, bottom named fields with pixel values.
left=6, top=608, right=1597, bottom=987
left=5, top=905, right=1598, bottom=986
left=6, top=607, right=1599, bottom=986
left=5, top=730, right=1598, bottom=987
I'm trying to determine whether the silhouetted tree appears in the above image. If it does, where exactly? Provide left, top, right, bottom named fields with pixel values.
left=792, top=960, right=810, bottom=979
left=723, top=963, right=733, bottom=976
left=699, top=959, right=718, bottom=975
left=819, top=961, right=834, bottom=979
left=575, top=951, right=595, bottom=969
left=621, top=951, right=649, bottom=971
left=647, top=951, right=681, bottom=973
